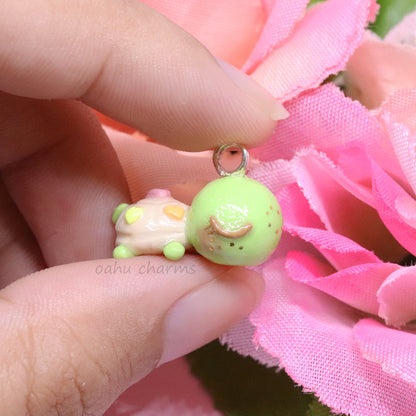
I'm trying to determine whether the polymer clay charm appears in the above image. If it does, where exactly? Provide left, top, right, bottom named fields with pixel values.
left=112, top=144, right=283, bottom=266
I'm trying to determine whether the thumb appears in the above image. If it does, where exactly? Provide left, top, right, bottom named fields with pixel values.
left=0, top=256, right=263, bottom=416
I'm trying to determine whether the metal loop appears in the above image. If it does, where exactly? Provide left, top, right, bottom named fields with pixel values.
left=213, top=144, right=249, bottom=177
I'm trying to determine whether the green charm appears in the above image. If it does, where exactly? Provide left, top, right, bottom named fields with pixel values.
left=112, top=144, right=283, bottom=266
left=187, top=173, right=282, bottom=266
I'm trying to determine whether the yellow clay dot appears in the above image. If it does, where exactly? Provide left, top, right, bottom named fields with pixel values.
left=164, top=205, right=185, bottom=220
left=125, top=207, right=143, bottom=224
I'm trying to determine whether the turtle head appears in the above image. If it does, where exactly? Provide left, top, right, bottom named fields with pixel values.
left=187, top=175, right=283, bottom=266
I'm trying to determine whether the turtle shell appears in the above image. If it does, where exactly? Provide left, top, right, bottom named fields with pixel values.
left=115, top=190, right=190, bottom=256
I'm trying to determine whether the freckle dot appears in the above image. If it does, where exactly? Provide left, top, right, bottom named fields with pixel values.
left=270, top=205, right=273, bottom=210
left=276, top=229, right=279, bottom=234
left=266, top=211, right=269, bottom=215
left=230, top=243, right=235, bottom=247
left=239, top=246, right=243, bottom=250
left=268, top=223, right=271, bottom=227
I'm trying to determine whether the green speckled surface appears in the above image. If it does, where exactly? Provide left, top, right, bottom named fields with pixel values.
left=187, top=174, right=283, bottom=266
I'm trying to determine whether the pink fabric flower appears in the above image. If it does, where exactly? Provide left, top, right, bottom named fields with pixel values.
left=223, top=11, right=416, bottom=416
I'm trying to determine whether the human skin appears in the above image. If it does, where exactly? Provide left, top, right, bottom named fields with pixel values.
left=0, top=0, right=288, bottom=414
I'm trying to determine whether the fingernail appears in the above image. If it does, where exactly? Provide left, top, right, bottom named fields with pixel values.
left=157, top=268, right=264, bottom=366
left=216, top=58, right=289, bottom=121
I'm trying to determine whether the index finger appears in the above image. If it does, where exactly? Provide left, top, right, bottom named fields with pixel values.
left=0, top=0, right=287, bottom=151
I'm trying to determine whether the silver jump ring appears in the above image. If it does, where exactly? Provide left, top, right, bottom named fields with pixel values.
left=213, top=143, right=249, bottom=177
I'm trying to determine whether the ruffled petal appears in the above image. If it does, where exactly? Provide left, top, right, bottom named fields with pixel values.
left=284, top=226, right=381, bottom=270
left=286, top=150, right=405, bottom=262
left=354, top=319, right=416, bottom=389
left=385, top=9, right=416, bottom=47
left=379, top=89, right=416, bottom=134
left=345, top=37, right=416, bottom=109
left=286, top=251, right=399, bottom=314
left=372, top=161, right=416, bottom=256
left=396, top=193, right=416, bottom=229
left=252, top=0, right=378, bottom=101
left=378, top=90, right=416, bottom=196
left=377, top=266, right=416, bottom=327
left=248, top=261, right=416, bottom=416
left=252, top=84, right=401, bottom=180
left=248, top=158, right=296, bottom=196
left=279, top=183, right=325, bottom=229
left=242, top=0, right=309, bottom=72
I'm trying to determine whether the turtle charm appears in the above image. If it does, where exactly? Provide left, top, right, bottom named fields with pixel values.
left=112, top=144, right=283, bottom=266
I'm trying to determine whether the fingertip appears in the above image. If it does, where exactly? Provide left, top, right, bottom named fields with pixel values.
left=219, top=267, right=265, bottom=308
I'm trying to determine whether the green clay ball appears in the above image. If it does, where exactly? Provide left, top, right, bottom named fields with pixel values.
left=163, top=241, right=186, bottom=261
left=186, top=174, right=283, bottom=266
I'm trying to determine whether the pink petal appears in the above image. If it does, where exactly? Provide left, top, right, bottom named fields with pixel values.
left=396, top=193, right=416, bottom=229
left=141, top=0, right=266, bottom=67
left=261, top=0, right=275, bottom=16
left=377, top=90, right=416, bottom=195
left=345, top=37, right=416, bottom=109
left=252, top=0, right=377, bottom=101
left=335, top=144, right=373, bottom=185
left=278, top=183, right=325, bottom=229
left=252, top=84, right=400, bottom=180
left=284, top=226, right=381, bottom=270
left=286, top=251, right=399, bottom=315
left=354, top=319, right=416, bottom=389
left=367, top=0, right=380, bottom=22
left=248, top=158, right=296, bottom=196
left=288, top=150, right=405, bottom=262
left=247, top=261, right=416, bottom=416
left=105, top=358, right=219, bottom=415
left=385, top=10, right=416, bottom=47
left=242, top=0, right=310, bottom=72
left=377, top=266, right=416, bottom=327
left=372, top=161, right=416, bottom=256
left=379, top=89, right=416, bottom=134
left=292, top=148, right=375, bottom=209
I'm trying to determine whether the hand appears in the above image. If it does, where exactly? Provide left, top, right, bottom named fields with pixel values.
left=0, top=1, right=284, bottom=414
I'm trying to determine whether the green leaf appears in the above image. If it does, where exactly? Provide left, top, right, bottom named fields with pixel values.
left=370, top=0, right=416, bottom=38
left=187, top=341, right=313, bottom=416
left=306, top=397, right=334, bottom=416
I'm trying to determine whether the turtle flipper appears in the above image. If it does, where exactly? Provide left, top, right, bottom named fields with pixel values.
left=113, top=244, right=135, bottom=258
left=112, top=203, right=129, bottom=224
left=163, top=241, right=185, bottom=261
